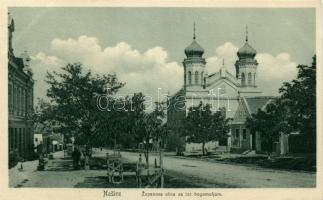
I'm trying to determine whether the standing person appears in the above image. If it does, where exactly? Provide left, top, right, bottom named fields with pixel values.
left=72, top=147, right=81, bottom=170
left=38, top=153, right=45, bottom=171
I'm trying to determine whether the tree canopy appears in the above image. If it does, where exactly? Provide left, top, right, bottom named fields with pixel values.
left=35, top=63, right=125, bottom=147
left=184, top=102, right=231, bottom=155
left=246, top=55, right=316, bottom=153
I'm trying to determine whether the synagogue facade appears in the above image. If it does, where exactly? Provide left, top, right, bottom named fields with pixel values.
left=167, top=27, right=274, bottom=153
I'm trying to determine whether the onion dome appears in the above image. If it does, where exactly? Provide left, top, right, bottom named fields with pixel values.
left=184, top=22, right=204, bottom=58
left=237, top=42, right=257, bottom=59
left=184, top=40, right=204, bottom=57
left=237, top=25, right=257, bottom=59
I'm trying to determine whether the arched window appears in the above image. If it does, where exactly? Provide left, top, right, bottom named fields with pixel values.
left=195, top=71, right=199, bottom=84
left=13, top=87, right=16, bottom=111
left=241, top=73, right=245, bottom=86
left=18, top=88, right=21, bottom=113
left=201, top=72, right=204, bottom=85
left=248, top=72, right=252, bottom=86
left=188, top=71, right=192, bottom=85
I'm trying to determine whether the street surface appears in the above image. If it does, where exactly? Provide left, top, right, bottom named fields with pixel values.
left=9, top=149, right=315, bottom=188
left=104, top=150, right=316, bottom=188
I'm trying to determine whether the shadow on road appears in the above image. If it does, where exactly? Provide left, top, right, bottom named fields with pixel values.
left=45, top=158, right=74, bottom=171
left=73, top=172, right=211, bottom=188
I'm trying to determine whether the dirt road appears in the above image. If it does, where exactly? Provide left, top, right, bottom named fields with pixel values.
left=103, top=150, right=315, bottom=188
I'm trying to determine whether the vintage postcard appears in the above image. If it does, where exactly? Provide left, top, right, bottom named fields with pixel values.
left=0, top=0, right=322, bottom=200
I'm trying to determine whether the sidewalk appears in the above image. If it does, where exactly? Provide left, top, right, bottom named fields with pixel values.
left=9, top=159, right=39, bottom=187
left=9, top=151, right=107, bottom=188
left=9, top=151, right=65, bottom=187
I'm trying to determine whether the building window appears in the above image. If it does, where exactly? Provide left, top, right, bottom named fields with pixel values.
left=25, top=90, right=28, bottom=114
left=22, top=89, right=24, bottom=114
left=243, top=129, right=247, bottom=140
left=195, top=71, right=199, bottom=84
left=13, top=87, right=17, bottom=112
left=8, top=84, right=12, bottom=112
left=26, top=91, right=29, bottom=111
left=14, top=128, right=17, bottom=149
left=188, top=71, right=192, bottom=85
left=235, top=129, right=239, bottom=138
left=201, top=72, right=204, bottom=85
left=23, top=128, right=26, bottom=153
left=20, top=88, right=24, bottom=115
left=28, top=128, right=31, bottom=151
left=241, top=73, right=245, bottom=86
left=248, top=72, right=252, bottom=86
left=18, top=88, right=21, bottom=115
left=9, top=128, right=13, bottom=150
left=254, top=73, right=256, bottom=86
left=19, top=128, right=22, bottom=154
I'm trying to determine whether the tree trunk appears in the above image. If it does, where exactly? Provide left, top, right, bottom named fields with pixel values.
left=114, top=135, right=117, bottom=150
left=202, top=142, right=205, bottom=156
left=144, top=148, right=149, bottom=168
left=84, top=134, right=91, bottom=170
left=144, top=139, right=149, bottom=168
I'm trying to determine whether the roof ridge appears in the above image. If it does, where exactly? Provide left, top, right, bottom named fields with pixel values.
left=242, top=97, right=252, bottom=114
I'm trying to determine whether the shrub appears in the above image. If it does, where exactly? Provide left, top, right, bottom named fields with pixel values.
left=9, top=149, right=19, bottom=169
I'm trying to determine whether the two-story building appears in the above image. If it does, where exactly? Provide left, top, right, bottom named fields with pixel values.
left=8, top=13, right=34, bottom=160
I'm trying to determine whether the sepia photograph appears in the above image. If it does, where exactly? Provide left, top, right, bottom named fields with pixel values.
left=1, top=1, right=322, bottom=200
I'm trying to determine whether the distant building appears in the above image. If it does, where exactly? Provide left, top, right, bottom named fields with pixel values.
left=231, top=96, right=275, bottom=153
left=8, top=13, right=34, bottom=159
left=34, top=124, right=65, bottom=154
left=34, top=133, right=43, bottom=147
left=167, top=25, right=277, bottom=153
left=34, top=133, right=43, bottom=154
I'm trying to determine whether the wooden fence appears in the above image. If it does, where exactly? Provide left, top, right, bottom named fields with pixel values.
left=136, top=150, right=164, bottom=188
left=106, top=150, right=124, bottom=184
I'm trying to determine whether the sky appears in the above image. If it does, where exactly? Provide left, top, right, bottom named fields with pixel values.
left=9, top=7, right=316, bottom=102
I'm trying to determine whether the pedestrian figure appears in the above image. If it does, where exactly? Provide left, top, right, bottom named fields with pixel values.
left=72, top=148, right=81, bottom=170
left=19, top=157, right=24, bottom=171
left=38, top=153, right=45, bottom=171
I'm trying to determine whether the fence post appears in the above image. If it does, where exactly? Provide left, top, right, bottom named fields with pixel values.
left=106, top=153, right=111, bottom=183
left=160, top=148, right=164, bottom=188
left=120, top=158, right=124, bottom=182
left=137, top=154, right=142, bottom=188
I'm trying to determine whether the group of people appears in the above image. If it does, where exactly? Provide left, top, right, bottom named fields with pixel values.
left=72, top=147, right=92, bottom=170
left=72, top=148, right=81, bottom=170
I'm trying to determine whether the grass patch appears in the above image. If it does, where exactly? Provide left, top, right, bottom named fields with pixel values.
left=220, top=155, right=316, bottom=172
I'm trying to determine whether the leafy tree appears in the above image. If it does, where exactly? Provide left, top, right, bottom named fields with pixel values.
left=246, top=99, right=291, bottom=152
left=184, top=103, right=231, bottom=155
left=115, top=94, right=167, bottom=167
left=135, top=100, right=166, bottom=167
left=42, top=63, right=124, bottom=149
left=103, top=94, right=146, bottom=149
left=279, top=55, right=316, bottom=153
left=166, top=130, right=185, bottom=155
left=246, top=55, right=316, bottom=153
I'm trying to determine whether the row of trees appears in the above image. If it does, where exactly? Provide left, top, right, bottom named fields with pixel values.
left=34, top=63, right=166, bottom=166
left=246, top=55, right=316, bottom=153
